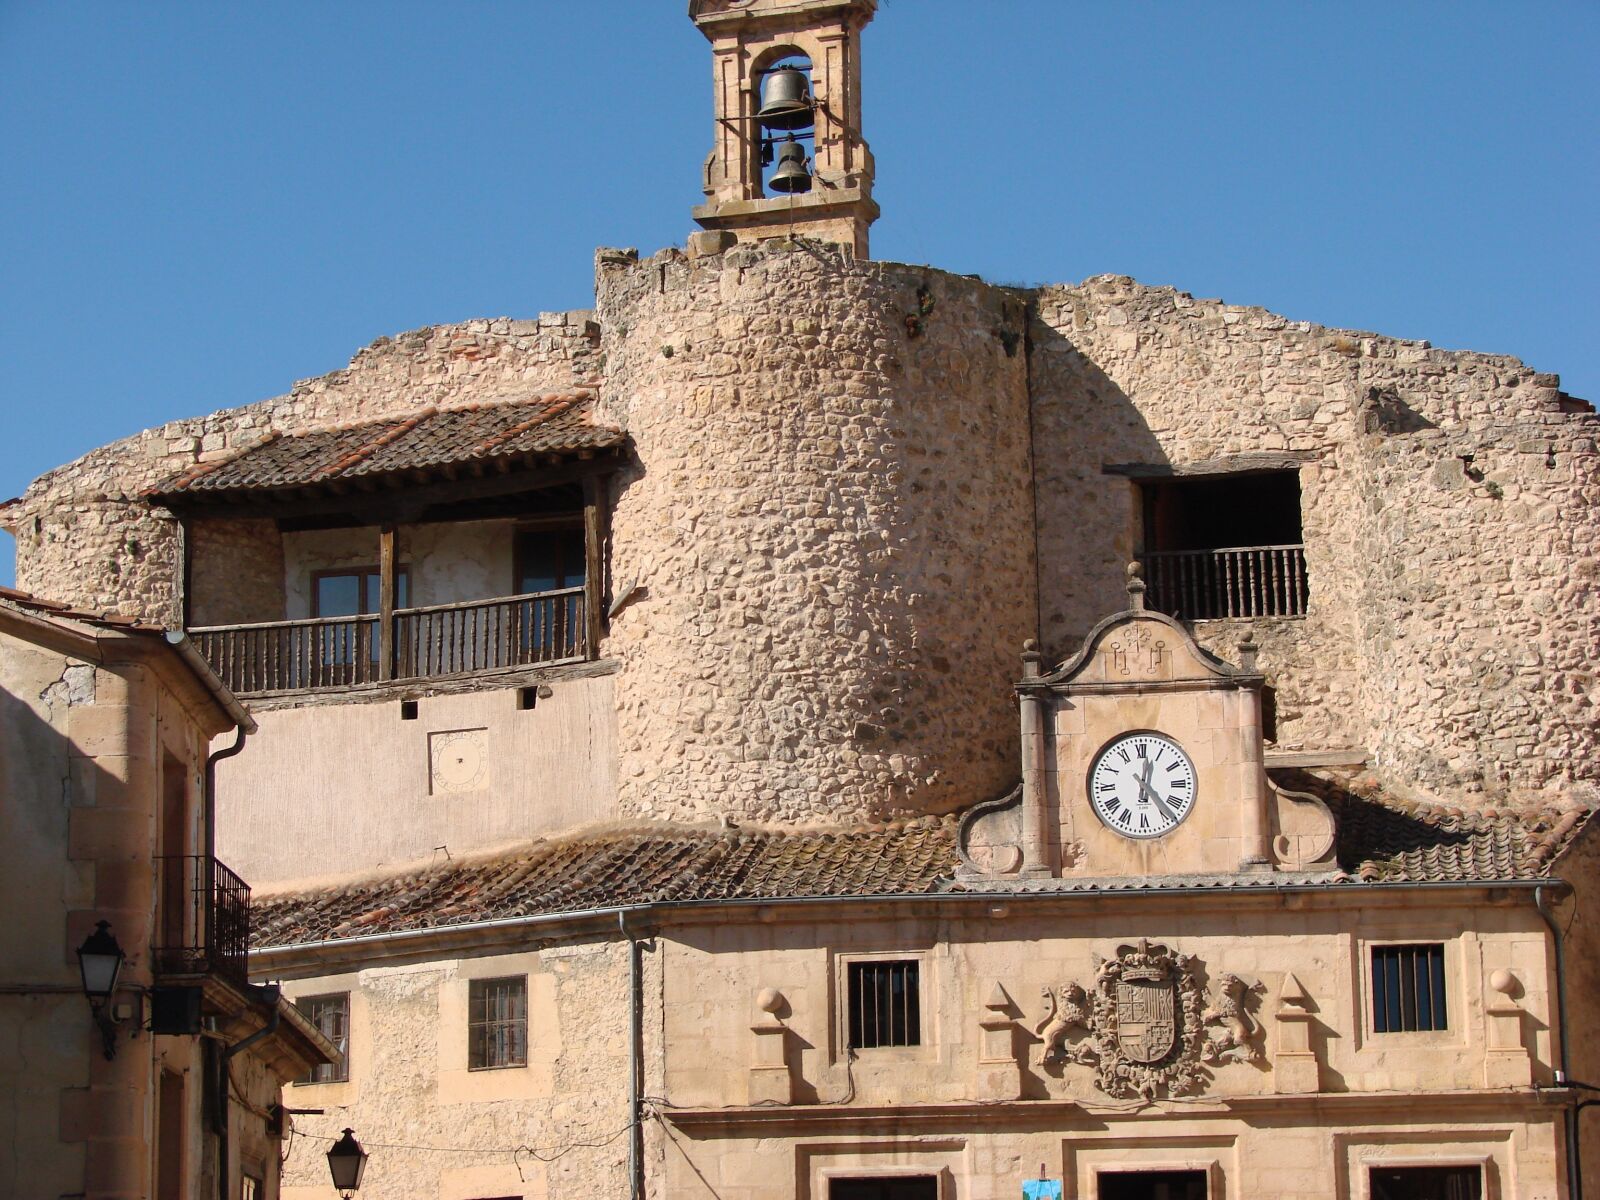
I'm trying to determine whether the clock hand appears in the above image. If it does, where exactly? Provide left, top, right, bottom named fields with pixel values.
left=1135, top=759, right=1179, bottom=823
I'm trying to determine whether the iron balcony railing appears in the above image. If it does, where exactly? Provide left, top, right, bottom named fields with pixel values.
left=153, top=855, right=251, bottom=985
left=189, top=587, right=587, bottom=696
left=1139, top=544, right=1309, bottom=621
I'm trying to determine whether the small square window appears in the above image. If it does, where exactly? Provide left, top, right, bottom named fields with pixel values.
left=469, top=977, right=528, bottom=1069
left=847, top=960, right=920, bottom=1049
left=295, top=993, right=349, bottom=1084
left=1371, top=943, right=1448, bottom=1033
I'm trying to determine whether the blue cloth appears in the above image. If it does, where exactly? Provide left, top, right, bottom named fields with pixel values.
left=1022, top=1181, right=1063, bottom=1200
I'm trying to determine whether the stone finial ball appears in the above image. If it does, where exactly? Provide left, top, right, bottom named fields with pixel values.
left=1126, top=561, right=1143, bottom=578
left=1489, top=969, right=1517, bottom=995
left=756, top=987, right=784, bottom=1014
left=1023, top=638, right=1039, bottom=653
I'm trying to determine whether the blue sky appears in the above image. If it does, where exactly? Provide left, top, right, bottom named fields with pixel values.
left=2, top=1, right=1596, bottom=587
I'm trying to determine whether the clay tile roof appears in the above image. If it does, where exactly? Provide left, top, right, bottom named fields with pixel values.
left=1330, top=791, right=1590, bottom=884
left=252, top=817, right=960, bottom=949
left=251, top=787, right=1597, bottom=951
left=0, top=585, right=163, bottom=633
left=148, top=394, right=625, bottom=501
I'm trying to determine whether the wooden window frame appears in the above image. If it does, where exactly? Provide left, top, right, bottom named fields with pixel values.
left=468, top=976, right=528, bottom=1071
left=295, top=992, right=350, bottom=1084
left=309, top=565, right=410, bottom=617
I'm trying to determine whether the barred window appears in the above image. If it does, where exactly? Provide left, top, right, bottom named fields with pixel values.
left=295, top=993, right=349, bottom=1084
left=469, top=977, right=528, bottom=1069
left=847, top=960, right=920, bottom=1049
left=1372, top=943, right=1448, bottom=1033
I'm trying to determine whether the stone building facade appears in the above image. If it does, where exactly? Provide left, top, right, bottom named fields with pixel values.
left=2, top=1, right=1597, bottom=1197
left=0, top=589, right=334, bottom=1199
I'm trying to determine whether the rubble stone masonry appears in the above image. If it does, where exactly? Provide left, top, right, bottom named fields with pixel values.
left=8, top=244, right=1597, bottom=818
left=597, top=242, right=1036, bottom=822
left=1030, top=274, right=1600, bottom=803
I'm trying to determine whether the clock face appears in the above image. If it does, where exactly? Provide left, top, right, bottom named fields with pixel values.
left=1089, top=732, right=1196, bottom=840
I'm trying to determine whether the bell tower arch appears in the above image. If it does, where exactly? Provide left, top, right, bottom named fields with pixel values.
left=689, top=0, right=879, bottom=257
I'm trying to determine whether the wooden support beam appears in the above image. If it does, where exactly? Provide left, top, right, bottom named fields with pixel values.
left=378, top=524, right=398, bottom=681
left=582, top=474, right=610, bottom=661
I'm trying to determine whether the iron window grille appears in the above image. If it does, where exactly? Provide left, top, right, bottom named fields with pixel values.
left=469, top=976, right=528, bottom=1069
left=847, top=960, right=921, bottom=1049
left=1371, top=943, right=1448, bottom=1033
left=296, top=993, right=350, bottom=1083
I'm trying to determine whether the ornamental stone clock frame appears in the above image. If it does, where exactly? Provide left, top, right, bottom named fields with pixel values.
left=1014, top=566, right=1273, bottom=880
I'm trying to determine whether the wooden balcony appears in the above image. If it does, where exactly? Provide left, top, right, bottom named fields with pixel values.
left=190, top=587, right=588, bottom=696
left=1139, top=544, right=1309, bottom=621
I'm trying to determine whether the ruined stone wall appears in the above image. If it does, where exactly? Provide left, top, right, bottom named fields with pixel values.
left=596, top=242, right=1035, bottom=824
left=1029, top=275, right=1600, bottom=804
left=7, top=314, right=601, bottom=622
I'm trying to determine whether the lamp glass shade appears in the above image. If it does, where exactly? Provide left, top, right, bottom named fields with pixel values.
left=76, top=921, right=125, bottom=1002
left=327, top=1128, right=368, bottom=1191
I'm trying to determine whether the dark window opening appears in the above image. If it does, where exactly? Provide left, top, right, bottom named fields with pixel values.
left=400, top=699, right=419, bottom=720
left=518, top=686, right=539, bottom=711
left=1371, top=1166, right=1482, bottom=1200
left=514, top=528, right=585, bottom=595
left=1138, top=470, right=1307, bottom=620
left=1372, top=943, right=1448, bottom=1033
left=296, top=993, right=350, bottom=1083
left=847, top=960, right=920, bottom=1050
left=469, top=976, right=528, bottom=1069
left=1098, top=1170, right=1208, bottom=1200
left=830, top=1177, right=938, bottom=1200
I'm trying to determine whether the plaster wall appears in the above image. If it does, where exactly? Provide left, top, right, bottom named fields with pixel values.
left=1029, top=275, right=1600, bottom=805
left=276, top=942, right=634, bottom=1200
left=596, top=242, right=1036, bottom=824
left=217, top=673, right=619, bottom=888
left=8, top=312, right=601, bottom=624
left=280, top=519, right=522, bottom=618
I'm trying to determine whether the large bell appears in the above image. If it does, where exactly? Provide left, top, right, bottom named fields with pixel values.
left=757, top=67, right=813, bottom=131
left=767, top=139, right=812, bottom=194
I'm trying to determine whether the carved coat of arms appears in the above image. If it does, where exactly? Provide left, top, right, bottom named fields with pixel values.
left=1037, top=939, right=1211, bottom=1100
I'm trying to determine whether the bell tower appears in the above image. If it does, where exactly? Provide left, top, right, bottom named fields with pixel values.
left=688, top=0, right=879, bottom=258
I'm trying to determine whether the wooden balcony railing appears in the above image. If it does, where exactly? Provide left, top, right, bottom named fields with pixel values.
left=190, top=588, right=588, bottom=696
left=1139, top=544, right=1309, bottom=621
left=153, top=855, right=251, bottom=985
left=395, top=587, right=586, bottom=678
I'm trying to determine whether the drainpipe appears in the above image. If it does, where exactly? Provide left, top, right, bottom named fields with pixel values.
left=1534, top=885, right=1580, bottom=1200
left=618, top=911, right=644, bottom=1200
left=219, top=988, right=281, bottom=1200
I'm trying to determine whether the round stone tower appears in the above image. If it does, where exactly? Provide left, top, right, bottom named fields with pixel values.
left=596, top=241, right=1036, bottom=825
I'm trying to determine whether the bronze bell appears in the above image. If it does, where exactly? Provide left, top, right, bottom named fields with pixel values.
left=767, top=139, right=812, bottom=194
left=757, top=67, right=813, bottom=130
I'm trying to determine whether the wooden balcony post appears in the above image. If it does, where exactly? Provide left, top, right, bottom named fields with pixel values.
left=379, top=524, right=398, bottom=681
left=582, top=475, right=609, bottom=661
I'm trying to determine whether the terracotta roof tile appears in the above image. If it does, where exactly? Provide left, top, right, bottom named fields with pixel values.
left=148, top=394, right=625, bottom=500
left=0, top=585, right=165, bottom=633
left=252, top=818, right=958, bottom=948
left=250, top=786, right=1596, bottom=951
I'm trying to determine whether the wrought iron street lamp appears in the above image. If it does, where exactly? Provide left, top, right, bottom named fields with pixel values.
left=75, top=920, right=125, bottom=1060
left=326, top=1128, right=368, bottom=1196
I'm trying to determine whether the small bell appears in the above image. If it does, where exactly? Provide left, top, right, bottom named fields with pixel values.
left=767, top=139, right=812, bottom=194
left=757, top=67, right=813, bottom=131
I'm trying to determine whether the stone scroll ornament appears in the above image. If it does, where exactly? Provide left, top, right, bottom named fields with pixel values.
left=1035, top=941, right=1262, bottom=1100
